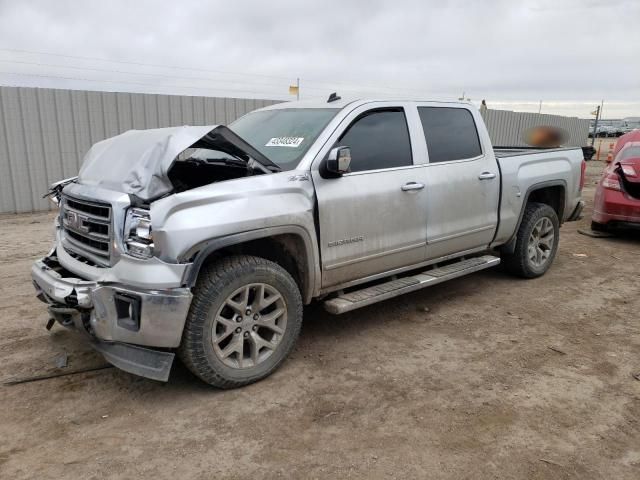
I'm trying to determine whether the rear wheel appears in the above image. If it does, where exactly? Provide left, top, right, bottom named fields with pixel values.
left=502, top=202, right=560, bottom=278
left=179, top=255, right=302, bottom=388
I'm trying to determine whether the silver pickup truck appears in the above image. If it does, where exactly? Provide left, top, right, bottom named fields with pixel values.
left=32, top=97, right=586, bottom=387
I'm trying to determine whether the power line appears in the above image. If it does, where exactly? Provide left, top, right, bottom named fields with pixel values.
left=0, top=59, right=290, bottom=90
left=0, top=58, right=437, bottom=97
left=0, top=70, right=290, bottom=99
left=0, top=48, right=294, bottom=81
left=290, top=73, right=436, bottom=96
left=0, top=47, right=446, bottom=98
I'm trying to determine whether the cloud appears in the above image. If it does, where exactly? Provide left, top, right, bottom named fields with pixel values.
left=0, top=0, right=637, bottom=117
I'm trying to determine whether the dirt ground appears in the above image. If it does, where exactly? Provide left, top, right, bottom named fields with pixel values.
left=1, top=161, right=639, bottom=479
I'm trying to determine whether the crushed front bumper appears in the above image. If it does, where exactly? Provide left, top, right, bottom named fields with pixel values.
left=592, top=188, right=640, bottom=225
left=31, top=255, right=192, bottom=381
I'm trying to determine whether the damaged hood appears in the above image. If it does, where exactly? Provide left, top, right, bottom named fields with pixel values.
left=77, top=125, right=279, bottom=201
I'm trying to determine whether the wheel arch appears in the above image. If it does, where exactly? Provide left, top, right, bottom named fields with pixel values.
left=501, top=180, right=566, bottom=254
left=181, top=226, right=319, bottom=304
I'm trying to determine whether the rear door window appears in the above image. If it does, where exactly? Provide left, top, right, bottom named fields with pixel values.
left=418, top=107, right=482, bottom=163
left=335, top=109, right=413, bottom=172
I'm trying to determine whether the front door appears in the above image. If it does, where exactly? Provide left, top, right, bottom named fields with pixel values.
left=312, top=107, right=429, bottom=288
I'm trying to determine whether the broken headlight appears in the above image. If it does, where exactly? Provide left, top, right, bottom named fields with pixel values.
left=124, top=208, right=154, bottom=258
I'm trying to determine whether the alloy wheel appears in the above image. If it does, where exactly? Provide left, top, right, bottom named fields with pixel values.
left=211, top=283, right=287, bottom=369
left=527, top=217, right=555, bottom=268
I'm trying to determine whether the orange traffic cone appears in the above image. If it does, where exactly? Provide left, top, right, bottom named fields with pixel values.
left=606, top=142, right=615, bottom=162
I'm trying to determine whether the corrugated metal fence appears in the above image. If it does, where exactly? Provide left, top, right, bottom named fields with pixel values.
left=0, top=86, right=279, bottom=214
left=0, top=86, right=590, bottom=214
left=480, top=108, right=590, bottom=148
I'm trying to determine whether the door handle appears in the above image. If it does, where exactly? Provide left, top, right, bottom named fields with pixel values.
left=478, top=172, right=497, bottom=180
left=401, top=182, right=425, bottom=191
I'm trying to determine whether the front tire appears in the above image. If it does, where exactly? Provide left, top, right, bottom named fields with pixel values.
left=179, top=255, right=303, bottom=388
left=502, top=202, right=560, bottom=278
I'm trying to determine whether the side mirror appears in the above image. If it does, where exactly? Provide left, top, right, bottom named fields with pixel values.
left=325, top=146, right=351, bottom=177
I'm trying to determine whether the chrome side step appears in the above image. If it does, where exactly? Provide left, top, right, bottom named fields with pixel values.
left=323, top=255, right=500, bottom=315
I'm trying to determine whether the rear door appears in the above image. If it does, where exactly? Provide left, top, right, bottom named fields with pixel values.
left=311, top=103, right=429, bottom=288
left=416, top=104, right=500, bottom=259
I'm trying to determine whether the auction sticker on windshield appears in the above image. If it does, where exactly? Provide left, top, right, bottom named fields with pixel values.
left=265, top=137, right=304, bottom=148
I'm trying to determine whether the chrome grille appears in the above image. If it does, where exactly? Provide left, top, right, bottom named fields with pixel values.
left=61, top=195, right=112, bottom=266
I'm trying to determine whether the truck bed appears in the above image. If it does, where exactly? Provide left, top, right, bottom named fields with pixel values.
left=490, top=145, right=585, bottom=248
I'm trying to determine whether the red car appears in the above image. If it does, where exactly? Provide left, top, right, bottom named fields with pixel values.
left=592, top=134, right=640, bottom=231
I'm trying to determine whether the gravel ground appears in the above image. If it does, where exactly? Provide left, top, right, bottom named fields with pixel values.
left=0, top=161, right=639, bottom=479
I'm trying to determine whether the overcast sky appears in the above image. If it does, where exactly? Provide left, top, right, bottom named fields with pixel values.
left=0, top=0, right=638, bottom=118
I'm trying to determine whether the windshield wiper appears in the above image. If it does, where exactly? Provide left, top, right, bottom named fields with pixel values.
left=187, top=156, right=273, bottom=174
left=188, top=157, right=247, bottom=168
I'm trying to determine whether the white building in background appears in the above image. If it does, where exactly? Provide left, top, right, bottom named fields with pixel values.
left=623, top=117, right=640, bottom=128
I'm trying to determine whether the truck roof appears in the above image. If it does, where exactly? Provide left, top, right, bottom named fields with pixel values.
left=259, top=98, right=474, bottom=111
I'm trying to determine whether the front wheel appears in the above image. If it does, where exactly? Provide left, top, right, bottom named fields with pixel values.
left=179, top=255, right=303, bottom=388
left=502, top=202, right=560, bottom=278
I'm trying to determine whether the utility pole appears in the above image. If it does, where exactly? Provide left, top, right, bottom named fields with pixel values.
left=600, top=99, right=604, bottom=120
left=591, top=104, right=601, bottom=147
left=538, top=100, right=542, bottom=114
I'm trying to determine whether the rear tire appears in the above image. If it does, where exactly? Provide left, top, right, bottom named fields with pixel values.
left=502, top=203, right=560, bottom=278
left=179, top=255, right=303, bottom=388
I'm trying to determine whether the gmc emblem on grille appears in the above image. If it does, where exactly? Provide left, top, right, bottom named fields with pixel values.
left=64, top=211, right=90, bottom=233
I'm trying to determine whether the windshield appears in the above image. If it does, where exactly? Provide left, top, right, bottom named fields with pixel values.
left=617, top=146, right=640, bottom=161
left=229, top=108, right=338, bottom=170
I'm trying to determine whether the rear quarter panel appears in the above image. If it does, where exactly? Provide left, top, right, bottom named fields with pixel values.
left=493, top=149, right=583, bottom=246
